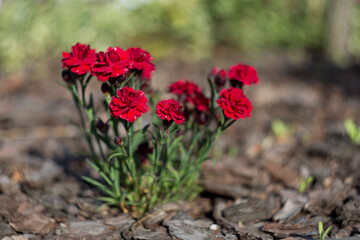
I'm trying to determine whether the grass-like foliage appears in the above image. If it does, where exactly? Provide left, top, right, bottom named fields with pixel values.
left=318, top=221, right=332, bottom=240
left=298, top=176, right=314, bottom=193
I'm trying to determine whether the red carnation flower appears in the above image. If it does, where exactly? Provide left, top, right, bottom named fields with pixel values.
left=169, top=80, right=209, bottom=112
left=91, top=47, right=129, bottom=82
left=126, top=48, right=155, bottom=79
left=62, top=43, right=97, bottom=75
left=156, top=99, right=185, bottom=124
left=189, top=92, right=210, bottom=112
left=109, top=87, right=149, bottom=122
left=169, top=79, right=202, bottom=97
left=209, top=67, right=227, bottom=89
left=217, top=87, right=252, bottom=120
left=228, top=63, right=259, bottom=85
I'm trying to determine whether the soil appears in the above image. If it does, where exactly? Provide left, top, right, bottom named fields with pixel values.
left=1, top=51, right=360, bottom=239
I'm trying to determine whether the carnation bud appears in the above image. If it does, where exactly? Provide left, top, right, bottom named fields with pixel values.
left=208, top=67, right=227, bottom=90
left=108, top=77, right=117, bottom=85
left=62, top=69, right=75, bottom=85
left=101, top=83, right=111, bottom=95
left=230, top=80, right=244, bottom=89
left=96, top=119, right=109, bottom=134
left=114, top=136, right=123, bottom=146
left=194, top=111, right=209, bottom=125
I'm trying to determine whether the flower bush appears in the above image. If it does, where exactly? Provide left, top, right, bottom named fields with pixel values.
left=61, top=43, right=259, bottom=215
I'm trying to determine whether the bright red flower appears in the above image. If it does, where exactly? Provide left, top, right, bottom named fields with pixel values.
left=228, top=63, right=259, bottom=85
left=62, top=43, right=97, bottom=75
left=209, top=67, right=227, bottom=88
left=217, top=87, right=252, bottom=120
left=156, top=99, right=185, bottom=124
left=126, top=48, right=155, bottom=79
left=109, top=87, right=149, bottom=122
left=91, top=47, right=129, bottom=82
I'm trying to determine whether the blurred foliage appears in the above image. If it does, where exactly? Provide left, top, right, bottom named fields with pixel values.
left=0, top=0, right=359, bottom=74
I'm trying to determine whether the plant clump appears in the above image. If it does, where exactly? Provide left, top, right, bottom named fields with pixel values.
left=60, top=43, right=259, bottom=215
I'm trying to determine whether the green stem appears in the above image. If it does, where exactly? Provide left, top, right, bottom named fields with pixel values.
left=222, top=119, right=236, bottom=131
left=206, top=77, right=217, bottom=129
left=73, top=93, right=86, bottom=131
left=126, top=123, right=138, bottom=188
left=156, top=139, right=164, bottom=168
left=95, top=134, right=107, bottom=163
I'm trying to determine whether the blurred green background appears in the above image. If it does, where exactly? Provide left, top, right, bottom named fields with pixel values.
left=0, top=0, right=359, bottom=76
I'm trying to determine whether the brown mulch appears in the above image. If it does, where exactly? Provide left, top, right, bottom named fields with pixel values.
left=1, top=53, right=360, bottom=239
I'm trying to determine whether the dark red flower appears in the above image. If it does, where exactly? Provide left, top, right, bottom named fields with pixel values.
left=109, top=87, right=149, bottom=122
left=169, top=80, right=209, bottom=112
left=156, top=99, right=185, bottom=124
left=217, top=87, right=252, bottom=120
left=62, top=43, right=97, bottom=75
left=189, top=92, right=210, bottom=111
left=169, top=79, right=202, bottom=97
left=91, top=47, right=129, bottom=82
left=126, top=48, right=155, bottom=79
left=209, top=67, right=227, bottom=88
left=228, top=63, right=259, bottom=85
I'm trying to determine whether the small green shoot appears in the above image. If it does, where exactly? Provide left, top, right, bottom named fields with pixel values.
left=228, top=146, right=238, bottom=157
left=318, top=221, right=332, bottom=240
left=298, top=176, right=314, bottom=193
left=213, top=148, right=223, bottom=159
left=344, top=119, right=360, bottom=145
left=271, top=119, right=292, bottom=139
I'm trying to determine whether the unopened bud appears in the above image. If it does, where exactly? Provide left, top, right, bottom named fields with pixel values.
left=208, top=67, right=227, bottom=89
left=114, top=136, right=123, bottom=146
left=101, top=83, right=111, bottom=95
left=62, top=69, right=75, bottom=85
left=96, top=119, right=109, bottom=134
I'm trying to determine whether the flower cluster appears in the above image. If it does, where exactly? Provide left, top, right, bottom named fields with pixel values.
left=169, top=80, right=210, bottom=112
left=168, top=63, right=258, bottom=122
left=61, top=43, right=155, bottom=82
left=91, top=47, right=155, bottom=81
left=61, top=42, right=259, bottom=215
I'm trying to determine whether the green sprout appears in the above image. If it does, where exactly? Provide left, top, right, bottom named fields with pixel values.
left=298, top=176, right=314, bottom=193
left=271, top=119, right=292, bottom=139
left=344, top=119, right=360, bottom=145
left=228, top=146, right=238, bottom=157
left=318, top=221, right=332, bottom=240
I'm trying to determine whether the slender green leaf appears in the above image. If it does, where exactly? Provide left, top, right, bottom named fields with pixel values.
left=108, top=152, right=127, bottom=162
left=323, top=226, right=332, bottom=239
left=142, top=124, right=151, bottom=134
left=99, top=172, right=113, bottom=188
left=318, top=221, right=324, bottom=237
left=82, top=176, right=117, bottom=198
left=86, top=158, right=100, bottom=172
left=97, top=197, right=119, bottom=205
